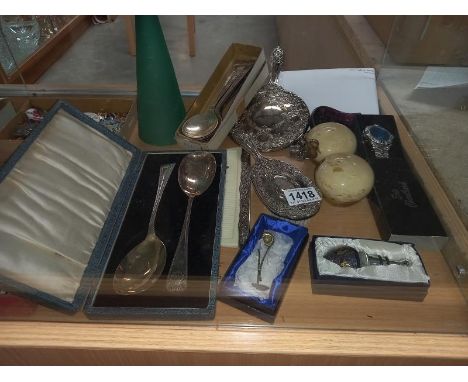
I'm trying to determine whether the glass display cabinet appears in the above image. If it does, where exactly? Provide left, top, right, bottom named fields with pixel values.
left=0, top=16, right=91, bottom=84
left=0, top=15, right=467, bottom=365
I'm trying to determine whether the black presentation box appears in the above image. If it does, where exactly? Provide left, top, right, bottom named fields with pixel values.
left=310, top=106, right=447, bottom=251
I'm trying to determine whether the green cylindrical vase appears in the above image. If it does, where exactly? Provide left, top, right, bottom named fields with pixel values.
left=135, top=16, right=185, bottom=145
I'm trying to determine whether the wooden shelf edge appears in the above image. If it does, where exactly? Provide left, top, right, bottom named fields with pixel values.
left=0, top=321, right=467, bottom=362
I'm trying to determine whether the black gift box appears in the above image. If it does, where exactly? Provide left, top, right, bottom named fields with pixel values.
left=308, top=235, right=430, bottom=301
left=310, top=106, right=447, bottom=251
left=0, top=101, right=227, bottom=320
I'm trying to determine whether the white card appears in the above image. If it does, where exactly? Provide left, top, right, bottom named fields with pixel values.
left=283, top=187, right=322, bottom=206
left=278, top=68, right=379, bottom=115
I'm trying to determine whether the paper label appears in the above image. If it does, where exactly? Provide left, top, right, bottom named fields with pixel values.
left=283, top=187, right=321, bottom=206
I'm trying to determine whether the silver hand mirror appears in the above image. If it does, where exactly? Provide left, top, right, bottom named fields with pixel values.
left=113, top=163, right=175, bottom=295
left=230, top=46, right=309, bottom=152
left=244, top=140, right=321, bottom=220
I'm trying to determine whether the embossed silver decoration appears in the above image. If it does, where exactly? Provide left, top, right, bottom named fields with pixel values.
left=288, top=135, right=320, bottom=161
left=230, top=46, right=309, bottom=152
left=238, top=149, right=252, bottom=247
left=243, top=140, right=321, bottom=220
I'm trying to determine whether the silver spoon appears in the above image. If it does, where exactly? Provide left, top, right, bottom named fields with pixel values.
left=251, top=231, right=275, bottom=291
left=113, top=163, right=175, bottom=295
left=166, top=152, right=217, bottom=292
left=180, top=63, right=252, bottom=140
left=324, top=246, right=412, bottom=269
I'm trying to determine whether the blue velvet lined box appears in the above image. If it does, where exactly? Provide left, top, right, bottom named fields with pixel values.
left=0, top=101, right=226, bottom=320
left=219, top=214, right=308, bottom=322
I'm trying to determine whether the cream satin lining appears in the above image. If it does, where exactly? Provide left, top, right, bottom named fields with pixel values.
left=0, top=110, right=132, bottom=303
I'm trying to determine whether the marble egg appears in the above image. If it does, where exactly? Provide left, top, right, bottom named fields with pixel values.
left=306, top=122, right=357, bottom=162
left=315, top=153, right=374, bottom=205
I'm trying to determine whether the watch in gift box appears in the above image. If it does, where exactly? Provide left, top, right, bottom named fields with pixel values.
left=363, top=124, right=394, bottom=159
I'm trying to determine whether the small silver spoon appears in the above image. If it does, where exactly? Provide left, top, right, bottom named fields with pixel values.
left=324, top=246, right=413, bottom=269
left=113, top=163, right=175, bottom=295
left=166, top=152, right=217, bottom=292
left=180, top=63, right=252, bottom=140
left=252, top=231, right=275, bottom=291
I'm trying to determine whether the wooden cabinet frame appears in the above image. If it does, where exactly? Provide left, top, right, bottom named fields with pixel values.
left=0, top=84, right=467, bottom=365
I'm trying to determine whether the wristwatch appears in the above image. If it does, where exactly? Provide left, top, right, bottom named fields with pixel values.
left=363, top=124, right=394, bottom=159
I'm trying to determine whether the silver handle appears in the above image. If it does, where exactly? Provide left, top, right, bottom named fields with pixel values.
left=269, top=46, right=284, bottom=84
left=166, top=196, right=194, bottom=292
left=213, top=63, right=252, bottom=115
left=147, top=163, right=176, bottom=237
left=238, top=149, right=251, bottom=247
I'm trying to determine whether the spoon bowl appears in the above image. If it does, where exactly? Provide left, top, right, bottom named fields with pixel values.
left=113, top=236, right=166, bottom=295
left=180, top=109, right=219, bottom=140
left=178, top=151, right=217, bottom=197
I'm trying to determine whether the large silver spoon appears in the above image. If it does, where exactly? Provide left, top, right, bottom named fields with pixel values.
left=180, top=63, right=252, bottom=140
left=113, top=163, right=175, bottom=295
left=166, top=152, right=217, bottom=292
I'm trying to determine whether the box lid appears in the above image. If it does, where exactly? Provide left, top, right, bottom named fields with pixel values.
left=0, top=101, right=143, bottom=312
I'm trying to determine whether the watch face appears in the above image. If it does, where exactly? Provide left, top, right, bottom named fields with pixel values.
left=366, top=124, right=393, bottom=144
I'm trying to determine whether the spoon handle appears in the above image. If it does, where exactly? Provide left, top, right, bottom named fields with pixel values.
left=166, top=197, right=194, bottom=292
left=240, top=138, right=264, bottom=162
left=213, top=64, right=251, bottom=116
left=269, top=46, right=284, bottom=84
left=148, top=163, right=176, bottom=237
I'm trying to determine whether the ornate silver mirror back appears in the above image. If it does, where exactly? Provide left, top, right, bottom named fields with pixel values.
left=230, top=46, right=309, bottom=152
left=244, top=140, right=321, bottom=220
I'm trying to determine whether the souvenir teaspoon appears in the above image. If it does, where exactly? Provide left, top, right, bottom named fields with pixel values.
left=113, top=163, right=175, bottom=295
left=324, top=245, right=412, bottom=269
left=166, top=152, right=217, bottom=292
left=251, top=231, right=275, bottom=291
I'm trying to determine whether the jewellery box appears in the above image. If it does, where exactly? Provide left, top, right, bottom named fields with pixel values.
left=0, top=101, right=226, bottom=320
left=310, top=106, right=447, bottom=251
left=309, top=235, right=430, bottom=301
left=219, top=214, right=308, bottom=323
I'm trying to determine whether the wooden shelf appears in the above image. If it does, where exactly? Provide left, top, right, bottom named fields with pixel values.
left=0, top=86, right=467, bottom=365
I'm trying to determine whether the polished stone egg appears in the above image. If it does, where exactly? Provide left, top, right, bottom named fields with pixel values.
left=315, top=153, right=374, bottom=205
left=306, top=122, right=357, bottom=162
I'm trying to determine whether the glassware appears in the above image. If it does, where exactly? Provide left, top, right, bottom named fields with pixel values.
left=0, top=33, right=16, bottom=74
left=0, top=16, right=40, bottom=67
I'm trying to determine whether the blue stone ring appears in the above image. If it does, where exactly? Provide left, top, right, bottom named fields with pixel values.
left=363, top=124, right=394, bottom=159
